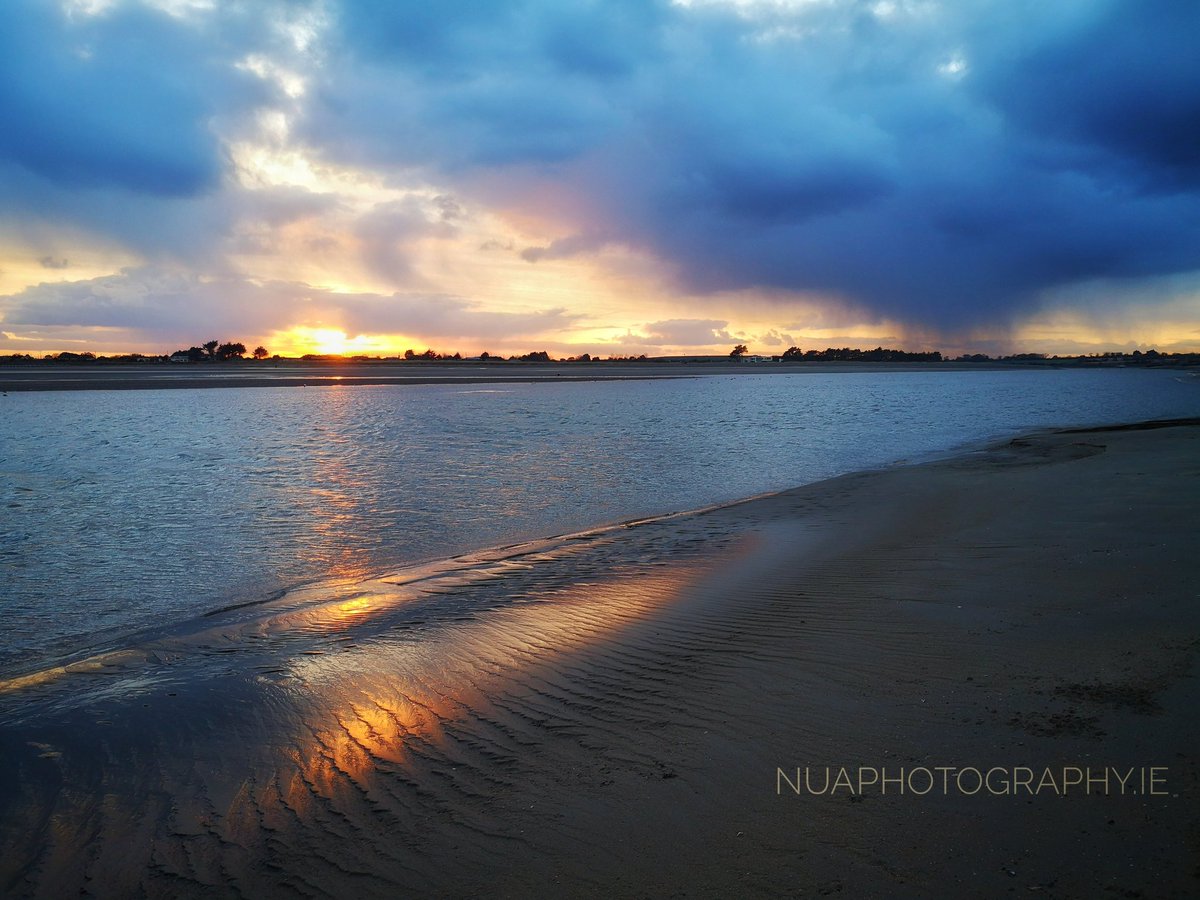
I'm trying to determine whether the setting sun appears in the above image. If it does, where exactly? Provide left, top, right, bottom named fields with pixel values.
left=309, top=328, right=349, bottom=356
left=272, top=327, right=400, bottom=357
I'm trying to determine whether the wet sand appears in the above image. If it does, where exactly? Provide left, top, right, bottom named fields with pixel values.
left=1, top=420, right=1198, bottom=897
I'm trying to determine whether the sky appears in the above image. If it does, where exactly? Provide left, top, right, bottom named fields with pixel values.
left=1, top=0, right=1198, bottom=358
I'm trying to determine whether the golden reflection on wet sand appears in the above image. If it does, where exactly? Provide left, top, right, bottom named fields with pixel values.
left=0, top=524, right=692, bottom=698
left=0, top=523, right=747, bottom=896
left=286, top=559, right=720, bottom=783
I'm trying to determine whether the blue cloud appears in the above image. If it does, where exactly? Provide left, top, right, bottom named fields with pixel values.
left=2, top=0, right=1198, bottom=337
left=0, top=0, right=264, bottom=196
left=972, top=0, right=1200, bottom=190
left=307, top=0, right=1200, bottom=329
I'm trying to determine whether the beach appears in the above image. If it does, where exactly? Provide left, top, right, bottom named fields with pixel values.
left=0, top=360, right=994, bottom=393
left=1, top=418, right=1197, bottom=897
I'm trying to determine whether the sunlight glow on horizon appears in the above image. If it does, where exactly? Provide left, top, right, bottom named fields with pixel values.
left=271, top=327, right=402, bottom=358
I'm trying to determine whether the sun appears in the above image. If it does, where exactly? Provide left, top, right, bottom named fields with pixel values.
left=309, top=328, right=349, bottom=355
left=270, top=326, right=405, bottom=357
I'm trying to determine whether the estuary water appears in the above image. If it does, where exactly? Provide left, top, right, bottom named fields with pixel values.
left=1, top=367, right=1197, bottom=677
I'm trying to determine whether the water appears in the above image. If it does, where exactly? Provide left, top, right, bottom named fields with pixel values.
left=1, top=368, right=1197, bottom=676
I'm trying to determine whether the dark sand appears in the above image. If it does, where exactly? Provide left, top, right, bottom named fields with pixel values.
left=1, top=420, right=1197, bottom=897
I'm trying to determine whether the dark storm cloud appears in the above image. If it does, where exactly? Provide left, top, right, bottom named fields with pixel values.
left=971, top=0, right=1200, bottom=190
left=305, top=0, right=1200, bottom=329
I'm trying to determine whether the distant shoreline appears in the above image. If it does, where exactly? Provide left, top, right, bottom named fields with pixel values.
left=0, top=358, right=1172, bottom=392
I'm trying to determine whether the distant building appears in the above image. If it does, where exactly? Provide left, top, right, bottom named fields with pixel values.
left=168, top=352, right=191, bottom=364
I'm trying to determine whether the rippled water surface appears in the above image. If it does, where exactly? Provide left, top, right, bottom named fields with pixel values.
left=1, top=368, right=1197, bottom=674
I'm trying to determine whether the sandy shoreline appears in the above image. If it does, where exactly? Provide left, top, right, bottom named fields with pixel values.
left=0, top=359, right=1013, bottom=392
left=1, top=419, right=1198, bottom=897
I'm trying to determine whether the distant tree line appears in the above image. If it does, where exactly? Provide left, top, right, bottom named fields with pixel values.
left=0, top=339, right=270, bottom=364
left=777, top=346, right=944, bottom=362
left=953, top=349, right=1186, bottom=363
left=402, top=349, right=619, bottom=362
left=4, top=345, right=1197, bottom=367
left=403, top=349, right=463, bottom=360
left=170, top=340, right=268, bottom=361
